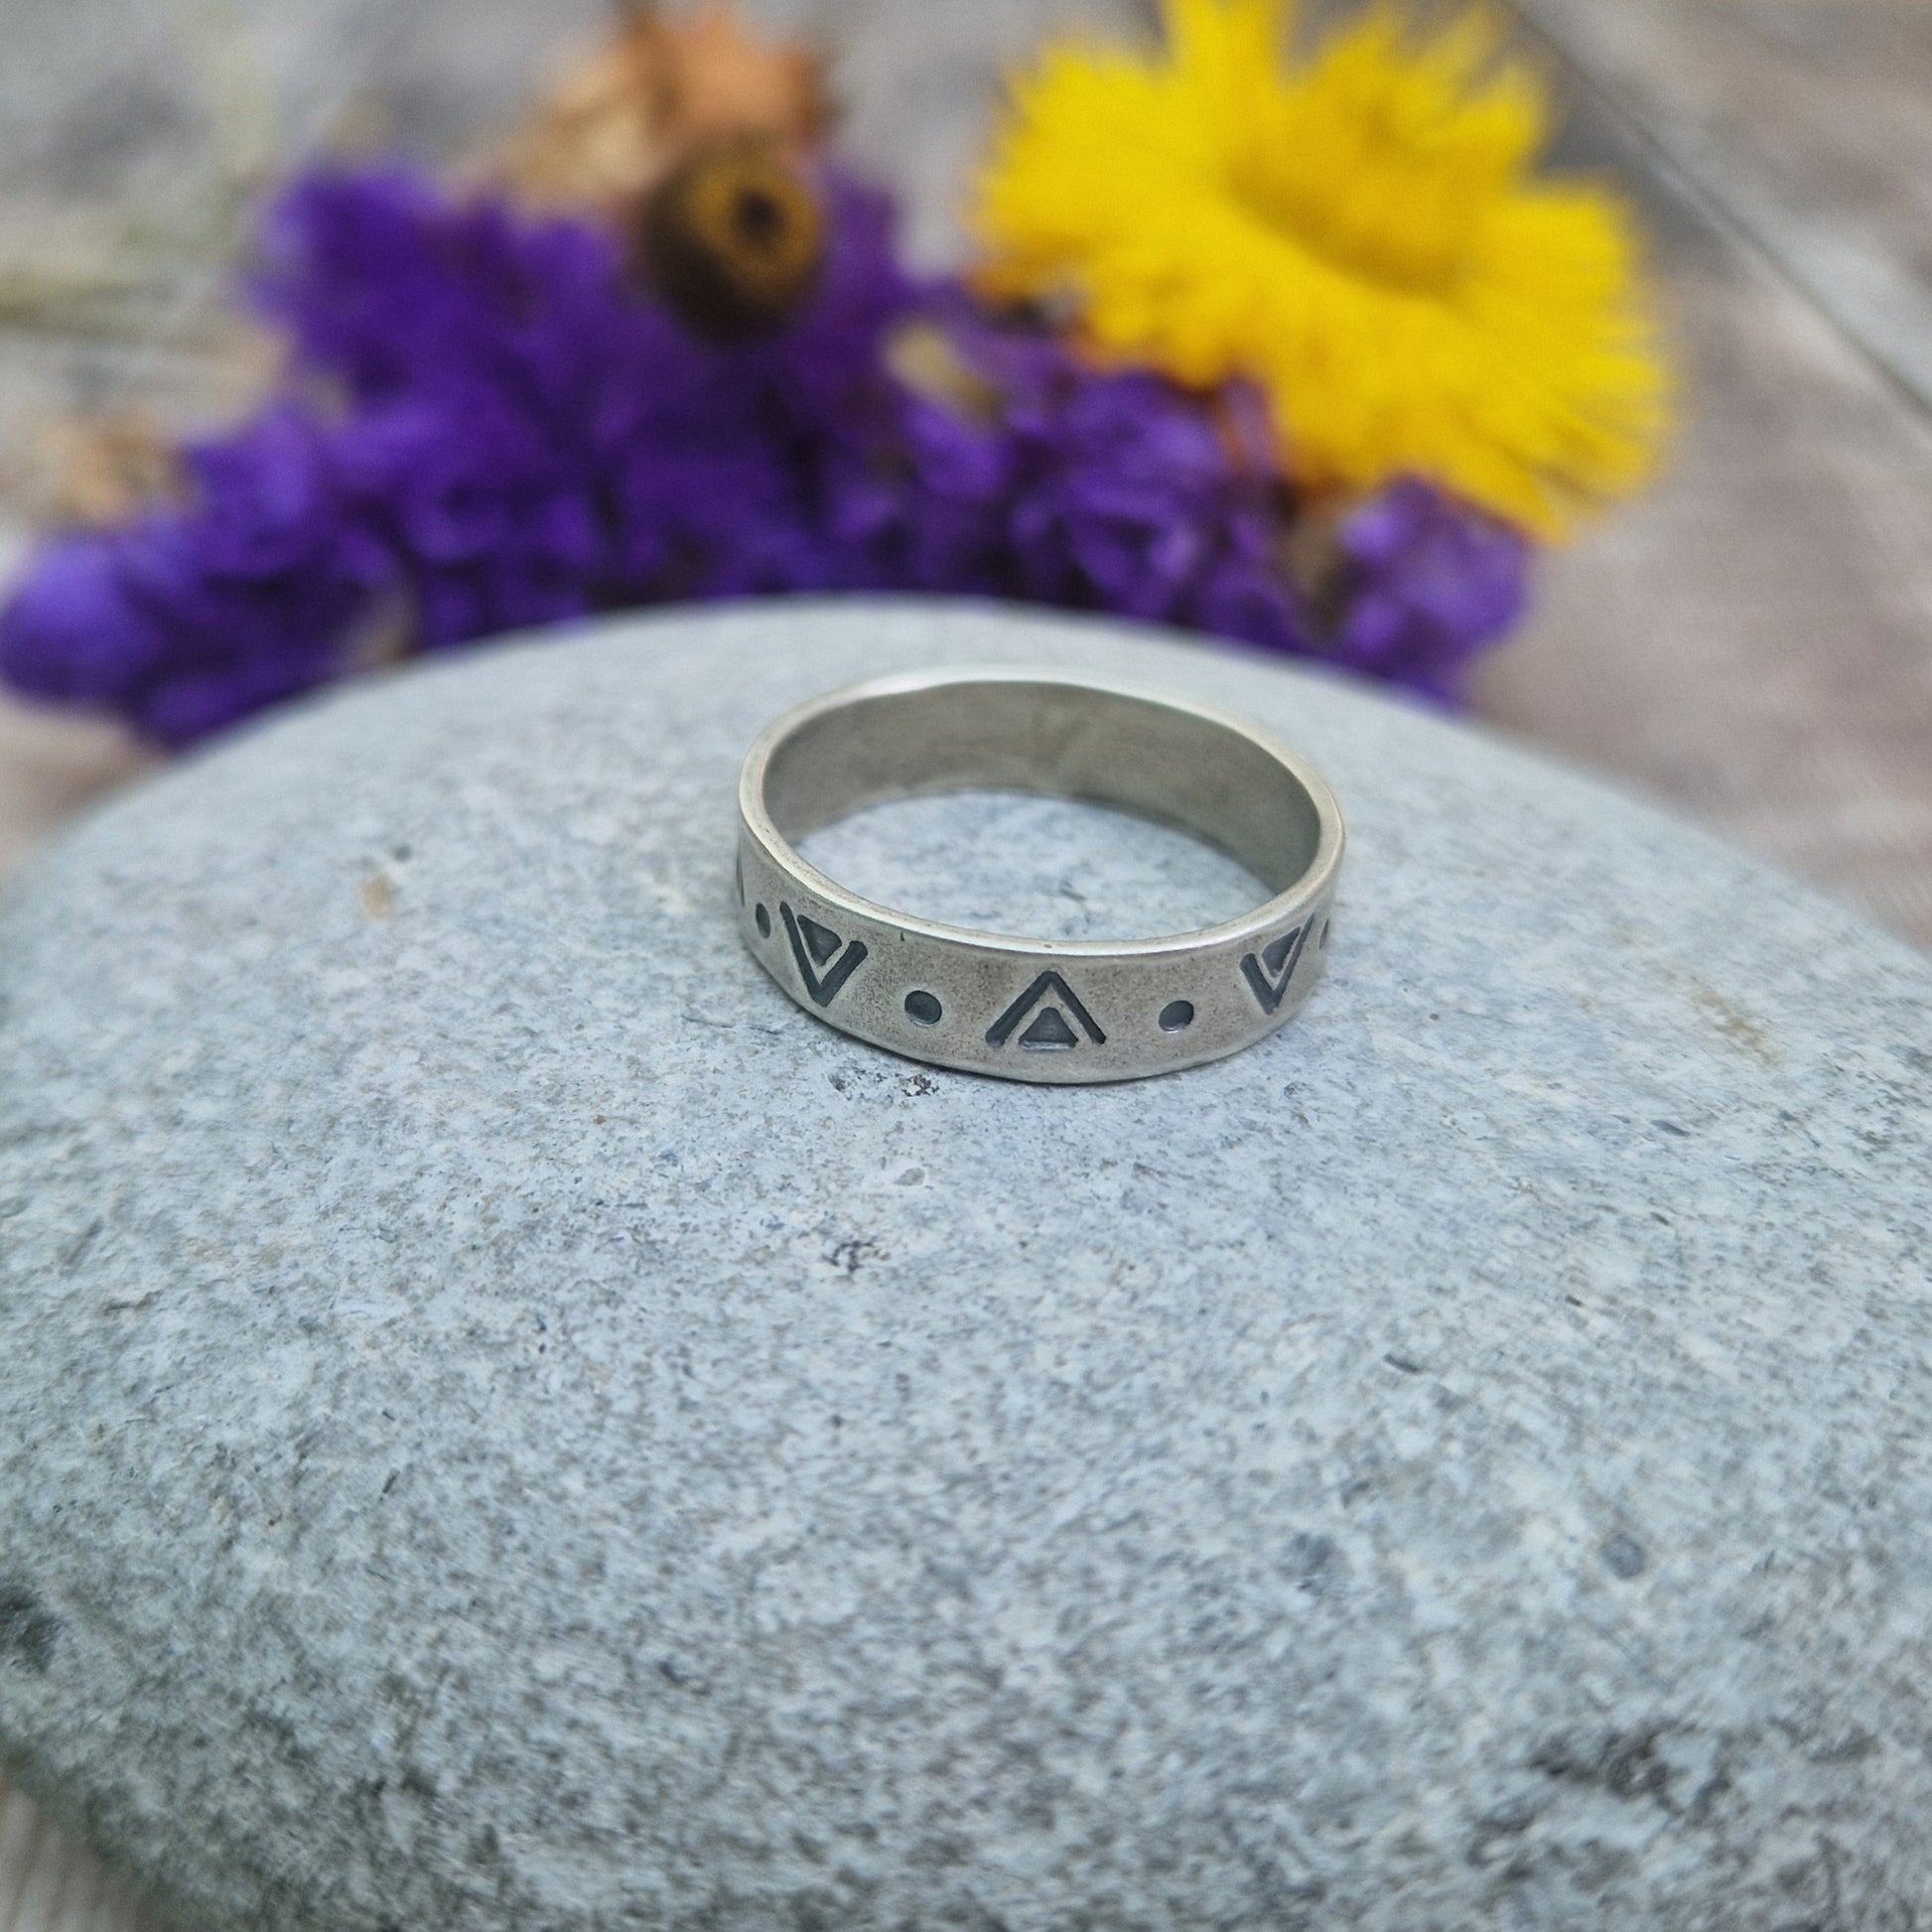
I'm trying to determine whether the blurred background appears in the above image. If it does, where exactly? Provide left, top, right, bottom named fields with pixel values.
left=0, top=0, right=1928, bottom=953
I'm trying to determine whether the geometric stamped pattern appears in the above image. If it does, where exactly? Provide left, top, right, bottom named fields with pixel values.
left=752, top=888, right=1330, bottom=1049
left=984, top=970, right=1108, bottom=1051
left=1239, top=917, right=1315, bottom=1014
left=778, top=902, right=870, bottom=1007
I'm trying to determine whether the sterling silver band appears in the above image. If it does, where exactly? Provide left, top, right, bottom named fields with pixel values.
left=735, top=667, right=1345, bottom=1083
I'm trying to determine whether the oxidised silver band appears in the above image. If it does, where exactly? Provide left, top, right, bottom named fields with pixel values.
left=735, top=668, right=1344, bottom=1083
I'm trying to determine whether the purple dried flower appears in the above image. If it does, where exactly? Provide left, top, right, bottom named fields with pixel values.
left=0, top=406, right=386, bottom=744
left=265, top=162, right=916, bottom=608
left=836, top=311, right=1311, bottom=652
left=0, top=162, right=1529, bottom=745
left=1008, top=366, right=1308, bottom=651
left=335, top=397, right=605, bottom=647
left=260, top=161, right=910, bottom=450
left=256, top=168, right=628, bottom=415
left=1324, top=476, right=1530, bottom=702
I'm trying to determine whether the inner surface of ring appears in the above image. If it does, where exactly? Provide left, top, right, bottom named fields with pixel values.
left=800, top=791, right=1267, bottom=940
left=762, top=680, right=1323, bottom=897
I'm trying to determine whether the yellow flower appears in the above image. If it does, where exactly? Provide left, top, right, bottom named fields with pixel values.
left=970, top=0, right=1669, bottom=535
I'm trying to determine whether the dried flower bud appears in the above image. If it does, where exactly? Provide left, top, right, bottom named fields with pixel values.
left=636, top=139, right=824, bottom=340
left=490, top=4, right=826, bottom=216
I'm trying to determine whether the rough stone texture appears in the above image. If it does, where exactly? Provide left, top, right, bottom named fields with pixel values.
left=1, top=600, right=1930, bottom=1932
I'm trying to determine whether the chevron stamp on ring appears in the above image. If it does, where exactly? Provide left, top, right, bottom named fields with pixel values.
left=734, top=667, right=1345, bottom=1084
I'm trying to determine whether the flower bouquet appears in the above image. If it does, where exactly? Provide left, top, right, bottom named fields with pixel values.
left=0, top=0, right=1669, bottom=747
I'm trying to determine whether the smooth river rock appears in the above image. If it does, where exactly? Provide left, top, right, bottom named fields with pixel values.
left=2, top=600, right=1930, bottom=1932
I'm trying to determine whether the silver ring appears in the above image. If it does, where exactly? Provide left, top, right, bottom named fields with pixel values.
left=734, top=667, right=1345, bottom=1083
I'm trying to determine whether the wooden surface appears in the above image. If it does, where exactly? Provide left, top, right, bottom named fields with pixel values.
left=0, top=1783, right=161, bottom=1932
left=1477, top=0, right=1932, bottom=948
left=3, top=0, right=1932, bottom=1923
left=1521, top=0, right=1932, bottom=410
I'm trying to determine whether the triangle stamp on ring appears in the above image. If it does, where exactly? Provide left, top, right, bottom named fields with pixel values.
left=1240, top=920, right=1312, bottom=1015
left=779, top=903, right=869, bottom=1008
left=985, top=971, right=1107, bottom=1051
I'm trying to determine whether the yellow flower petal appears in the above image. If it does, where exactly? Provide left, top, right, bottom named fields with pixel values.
left=970, top=0, right=1672, bottom=536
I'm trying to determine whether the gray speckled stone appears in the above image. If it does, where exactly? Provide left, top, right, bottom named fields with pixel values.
left=2, top=601, right=1931, bottom=1932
